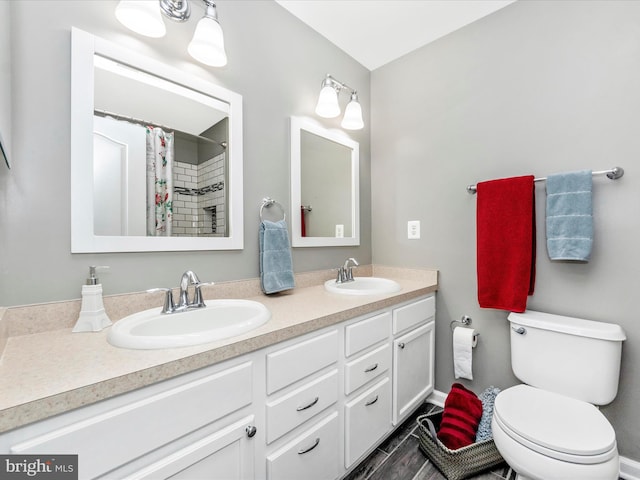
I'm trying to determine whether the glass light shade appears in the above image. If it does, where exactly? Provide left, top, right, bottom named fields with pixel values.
left=115, top=0, right=166, bottom=38
left=341, top=98, right=364, bottom=130
left=188, top=17, right=228, bottom=67
left=315, top=86, right=341, bottom=118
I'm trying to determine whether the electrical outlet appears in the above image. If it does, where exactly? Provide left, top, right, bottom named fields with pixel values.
left=335, top=224, right=344, bottom=238
left=407, top=220, right=420, bottom=239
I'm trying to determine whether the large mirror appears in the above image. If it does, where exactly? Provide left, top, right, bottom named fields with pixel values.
left=71, top=28, right=243, bottom=252
left=290, top=117, right=359, bottom=247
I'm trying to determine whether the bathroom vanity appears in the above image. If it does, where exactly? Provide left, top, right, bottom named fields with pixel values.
left=0, top=269, right=436, bottom=479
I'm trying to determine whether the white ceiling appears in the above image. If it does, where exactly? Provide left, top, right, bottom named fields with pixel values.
left=275, top=0, right=516, bottom=71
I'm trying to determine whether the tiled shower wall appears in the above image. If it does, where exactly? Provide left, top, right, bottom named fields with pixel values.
left=172, top=152, right=226, bottom=237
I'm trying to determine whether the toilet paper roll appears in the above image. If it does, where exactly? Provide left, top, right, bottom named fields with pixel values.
left=453, top=327, right=477, bottom=380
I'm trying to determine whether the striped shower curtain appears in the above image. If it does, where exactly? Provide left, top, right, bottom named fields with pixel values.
left=146, top=127, right=174, bottom=236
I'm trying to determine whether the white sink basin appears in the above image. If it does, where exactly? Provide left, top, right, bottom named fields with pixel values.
left=108, top=299, right=271, bottom=350
left=324, top=277, right=401, bottom=296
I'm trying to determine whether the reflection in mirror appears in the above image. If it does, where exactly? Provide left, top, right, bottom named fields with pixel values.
left=71, top=28, right=243, bottom=252
left=92, top=54, right=229, bottom=238
left=290, top=117, right=359, bottom=247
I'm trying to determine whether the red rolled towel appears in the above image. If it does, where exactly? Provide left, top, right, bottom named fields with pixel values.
left=437, top=383, right=483, bottom=450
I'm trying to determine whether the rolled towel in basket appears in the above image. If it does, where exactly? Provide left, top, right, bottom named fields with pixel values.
left=437, top=383, right=483, bottom=450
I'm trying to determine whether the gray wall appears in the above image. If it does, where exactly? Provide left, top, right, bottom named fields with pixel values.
left=371, top=0, right=640, bottom=460
left=0, top=0, right=371, bottom=306
left=0, top=1, right=11, bottom=167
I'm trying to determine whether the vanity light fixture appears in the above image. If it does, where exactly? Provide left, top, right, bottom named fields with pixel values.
left=314, top=74, right=364, bottom=130
left=115, top=0, right=227, bottom=67
left=187, top=0, right=227, bottom=67
left=115, top=0, right=167, bottom=38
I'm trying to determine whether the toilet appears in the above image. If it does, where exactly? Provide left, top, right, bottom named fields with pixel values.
left=491, top=310, right=626, bottom=480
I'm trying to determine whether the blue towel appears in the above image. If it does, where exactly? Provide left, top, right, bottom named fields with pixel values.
left=546, top=170, right=593, bottom=261
left=259, top=219, right=295, bottom=294
left=475, top=386, right=500, bottom=442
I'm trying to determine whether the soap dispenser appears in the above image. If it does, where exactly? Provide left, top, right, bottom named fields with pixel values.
left=73, top=266, right=112, bottom=333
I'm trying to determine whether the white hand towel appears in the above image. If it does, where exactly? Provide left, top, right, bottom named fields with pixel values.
left=453, top=327, right=477, bottom=380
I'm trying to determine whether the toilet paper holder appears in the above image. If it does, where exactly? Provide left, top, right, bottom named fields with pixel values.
left=450, top=315, right=480, bottom=341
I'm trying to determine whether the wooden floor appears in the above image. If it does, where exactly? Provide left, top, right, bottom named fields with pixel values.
left=343, top=403, right=517, bottom=480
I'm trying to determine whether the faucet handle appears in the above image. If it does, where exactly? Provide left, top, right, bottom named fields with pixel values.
left=147, top=288, right=175, bottom=314
left=191, top=281, right=215, bottom=308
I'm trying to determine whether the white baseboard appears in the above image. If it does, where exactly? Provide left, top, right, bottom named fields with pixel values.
left=427, top=389, right=446, bottom=407
left=620, top=456, right=640, bottom=480
left=428, top=389, right=640, bottom=479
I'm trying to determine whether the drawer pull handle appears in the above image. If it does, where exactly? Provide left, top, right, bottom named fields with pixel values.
left=364, top=363, right=378, bottom=373
left=398, top=342, right=405, bottom=349
left=298, top=437, right=320, bottom=455
left=365, top=395, right=379, bottom=406
left=296, top=396, right=319, bottom=411
left=245, top=425, right=257, bottom=438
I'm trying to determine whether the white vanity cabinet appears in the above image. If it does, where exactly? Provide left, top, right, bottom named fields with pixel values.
left=1, top=360, right=259, bottom=480
left=0, top=293, right=436, bottom=480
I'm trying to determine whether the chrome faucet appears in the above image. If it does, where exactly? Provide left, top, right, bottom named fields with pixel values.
left=336, top=257, right=359, bottom=284
left=148, top=270, right=214, bottom=314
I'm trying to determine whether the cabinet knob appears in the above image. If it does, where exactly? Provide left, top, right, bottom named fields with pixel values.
left=245, top=425, right=257, bottom=438
left=398, top=342, right=405, bottom=349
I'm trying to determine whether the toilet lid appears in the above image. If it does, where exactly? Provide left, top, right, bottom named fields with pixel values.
left=494, top=385, right=616, bottom=459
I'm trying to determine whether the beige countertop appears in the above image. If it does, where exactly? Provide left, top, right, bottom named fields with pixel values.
left=0, top=266, right=437, bottom=433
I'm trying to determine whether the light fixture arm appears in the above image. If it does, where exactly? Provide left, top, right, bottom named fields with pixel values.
left=322, top=74, right=357, bottom=97
left=202, top=0, right=220, bottom=21
left=159, top=0, right=191, bottom=22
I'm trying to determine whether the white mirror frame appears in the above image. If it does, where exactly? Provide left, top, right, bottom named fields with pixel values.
left=70, top=28, right=243, bottom=252
left=290, top=116, right=360, bottom=247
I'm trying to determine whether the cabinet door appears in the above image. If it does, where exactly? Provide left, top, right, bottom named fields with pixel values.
left=392, top=322, right=435, bottom=425
left=123, top=415, right=256, bottom=480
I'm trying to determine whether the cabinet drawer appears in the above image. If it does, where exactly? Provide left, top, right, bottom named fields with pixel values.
left=11, top=362, right=253, bottom=480
left=392, top=296, right=435, bottom=334
left=345, top=312, right=390, bottom=357
left=345, top=343, right=391, bottom=395
left=345, top=377, right=391, bottom=468
left=266, top=370, right=338, bottom=444
left=267, top=412, right=339, bottom=480
left=266, top=329, right=338, bottom=394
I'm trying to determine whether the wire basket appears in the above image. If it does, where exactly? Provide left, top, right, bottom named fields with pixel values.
left=416, top=411, right=505, bottom=480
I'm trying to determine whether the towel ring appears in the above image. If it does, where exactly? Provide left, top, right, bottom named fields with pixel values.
left=260, top=197, right=286, bottom=222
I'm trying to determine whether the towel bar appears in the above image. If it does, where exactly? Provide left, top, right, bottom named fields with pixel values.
left=260, top=197, right=286, bottom=222
left=466, top=166, right=624, bottom=194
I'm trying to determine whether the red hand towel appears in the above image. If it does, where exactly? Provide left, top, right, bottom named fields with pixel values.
left=437, top=383, right=483, bottom=450
left=300, top=206, right=306, bottom=237
left=476, top=175, right=536, bottom=313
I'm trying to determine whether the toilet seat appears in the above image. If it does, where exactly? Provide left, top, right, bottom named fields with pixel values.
left=493, top=385, right=617, bottom=465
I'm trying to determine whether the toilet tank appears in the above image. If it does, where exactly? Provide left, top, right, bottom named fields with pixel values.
left=508, top=310, right=626, bottom=405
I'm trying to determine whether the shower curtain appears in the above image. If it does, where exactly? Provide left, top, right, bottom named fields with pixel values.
left=146, top=127, right=174, bottom=236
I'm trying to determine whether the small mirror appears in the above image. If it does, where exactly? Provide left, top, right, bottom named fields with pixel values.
left=290, top=117, right=359, bottom=247
left=71, top=28, right=243, bottom=252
